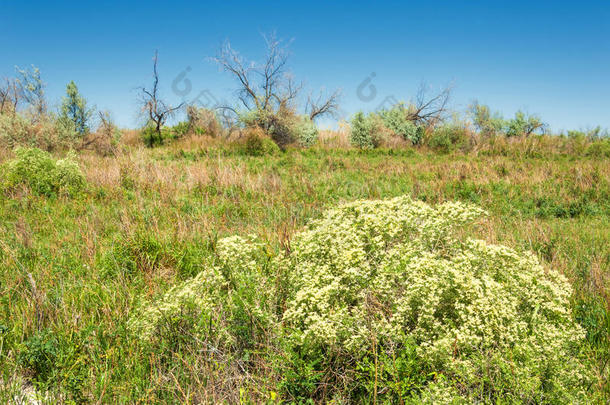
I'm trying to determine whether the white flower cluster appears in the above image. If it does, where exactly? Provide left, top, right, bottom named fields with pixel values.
left=130, top=195, right=591, bottom=401
left=283, top=195, right=589, bottom=401
left=129, top=235, right=276, bottom=346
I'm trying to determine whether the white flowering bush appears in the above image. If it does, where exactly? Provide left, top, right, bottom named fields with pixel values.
left=129, top=196, right=593, bottom=402
left=129, top=235, right=278, bottom=352
left=283, top=196, right=591, bottom=402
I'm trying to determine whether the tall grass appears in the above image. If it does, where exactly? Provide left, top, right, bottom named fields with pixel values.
left=0, top=134, right=608, bottom=402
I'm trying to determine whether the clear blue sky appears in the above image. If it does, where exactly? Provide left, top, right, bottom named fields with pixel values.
left=2, top=0, right=609, bottom=131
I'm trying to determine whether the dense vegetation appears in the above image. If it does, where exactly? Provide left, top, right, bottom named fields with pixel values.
left=0, top=134, right=608, bottom=402
left=0, top=54, right=608, bottom=402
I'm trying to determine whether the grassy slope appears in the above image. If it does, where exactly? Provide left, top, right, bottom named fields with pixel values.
left=0, top=141, right=608, bottom=402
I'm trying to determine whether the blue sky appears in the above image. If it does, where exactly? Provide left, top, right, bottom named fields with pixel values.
left=2, top=0, right=609, bottom=131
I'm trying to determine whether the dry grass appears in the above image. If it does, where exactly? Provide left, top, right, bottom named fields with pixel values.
left=0, top=133, right=608, bottom=402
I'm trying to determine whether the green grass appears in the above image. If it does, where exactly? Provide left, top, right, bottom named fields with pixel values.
left=0, top=143, right=608, bottom=403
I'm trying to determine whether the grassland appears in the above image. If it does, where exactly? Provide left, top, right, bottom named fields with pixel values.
left=0, top=136, right=608, bottom=403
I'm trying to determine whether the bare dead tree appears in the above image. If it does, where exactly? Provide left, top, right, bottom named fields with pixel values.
left=211, top=34, right=300, bottom=120
left=407, top=83, right=453, bottom=128
left=138, top=50, right=184, bottom=146
left=0, top=77, right=20, bottom=114
left=211, top=33, right=339, bottom=129
left=306, top=89, right=341, bottom=121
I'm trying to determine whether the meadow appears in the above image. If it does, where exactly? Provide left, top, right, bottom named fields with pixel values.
left=0, top=131, right=608, bottom=403
left=1, top=52, right=610, bottom=402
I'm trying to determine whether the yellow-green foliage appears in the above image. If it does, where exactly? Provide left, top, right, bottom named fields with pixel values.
left=0, top=112, right=80, bottom=151
left=130, top=195, right=592, bottom=402
left=3, top=147, right=85, bottom=197
left=283, top=196, right=590, bottom=402
left=243, top=127, right=281, bottom=156
left=129, top=235, right=277, bottom=351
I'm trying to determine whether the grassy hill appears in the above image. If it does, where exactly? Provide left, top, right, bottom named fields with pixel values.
left=0, top=137, right=608, bottom=402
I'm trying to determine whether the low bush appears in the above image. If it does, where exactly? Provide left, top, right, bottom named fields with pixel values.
left=2, top=147, right=86, bottom=197
left=186, top=106, right=222, bottom=137
left=426, top=123, right=471, bottom=153
left=282, top=196, right=591, bottom=402
left=349, top=111, right=382, bottom=149
left=242, top=127, right=281, bottom=156
left=18, top=329, right=90, bottom=402
left=293, top=116, right=319, bottom=147
left=586, top=138, right=610, bottom=158
left=129, top=195, right=593, bottom=402
left=129, top=235, right=278, bottom=354
left=140, top=125, right=166, bottom=147
left=240, top=109, right=322, bottom=149
left=506, top=111, right=545, bottom=137
left=0, top=112, right=80, bottom=151
left=470, top=102, right=505, bottom=137
left=378, top=104, right=424, bottom=145
left=170, top=121, right=191, bottom=138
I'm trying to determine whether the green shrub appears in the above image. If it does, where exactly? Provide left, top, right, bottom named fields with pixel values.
left=238, top=109, right=321, bottom=149
left=129, top=235, right=277, bottom=354
left=243, top=127, right=280, bottom=156
left=427, top=124, right=470, bottom=153
left=129, top=195, right=594, bottom=402
left=283, top=196, right=592, bottom=402
left=506, top=111, right=545, bottom=137
left=293, top=116, right=319, bottom=147
left=0, top=112, right=80, bottom=151
left=0, top=113, right=30, bottom=148
left=349, top=111, right=381, bottom=149
left=469, top=102, right=505, bottom=137
left=378, top=104, right=423, bottom=144
left=140, top=125, right=165, bottom=147
left=3, top=147, right=85, bottom=197
left=170, top=121, right=191, bottom=138
left=18, top=329, right=90, bottom=402
left=18, top=329, right=59, bottom=383
left=54, top=151, right=87, bottom=196
left=586, top=138, right=610, bottom=158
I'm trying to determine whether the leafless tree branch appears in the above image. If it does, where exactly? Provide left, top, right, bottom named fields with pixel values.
left=211, top=33, right=339, bottom=129
left=138, top=50, right=184, bottom=146
left=408, top=82, right=453, bottom=128
left=307, top=89, right=341, bottom=121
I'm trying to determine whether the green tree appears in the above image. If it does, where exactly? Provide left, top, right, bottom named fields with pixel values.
left=16, top=65, right=47, bottom=118
left=506, top=110, right=545, bottom=137
left=60, top=81, right=93, bottom=136
left=469, top=102, right=505, bottom=137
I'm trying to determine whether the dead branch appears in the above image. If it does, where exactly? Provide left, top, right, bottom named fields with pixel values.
left=138, top=50, right=184, bottom=144
left=307, top=89, right=341, bottom=121
left=408, top=83, right=453, bottom=128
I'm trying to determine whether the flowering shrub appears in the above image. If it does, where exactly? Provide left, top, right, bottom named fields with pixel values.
left=3, top=147, right=85, bottom=197
left=283, top=196, right=590, bottom=402
left=129, top=235, right=278, bottom=352
left=130, top=196, right=592, bottom=402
